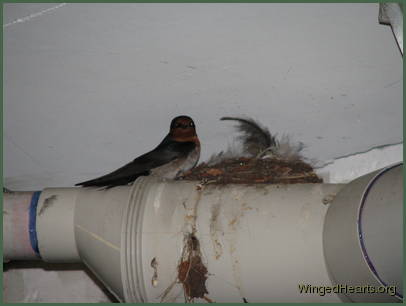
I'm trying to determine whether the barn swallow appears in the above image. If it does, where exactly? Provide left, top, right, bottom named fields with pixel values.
left=76, top=115, right=200, bottom=188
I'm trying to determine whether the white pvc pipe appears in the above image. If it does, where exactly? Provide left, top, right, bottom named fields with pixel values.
left=3, top=164, right=403, bottom=303
left=379, top=3, right=403, bottom=55
left=323, top=163, right=402, bottom=302
left=360, top=165, right=403, bottom=294
left=121, top=178, right=344, bottom=303
left=36, top=188, right=80, bottom=263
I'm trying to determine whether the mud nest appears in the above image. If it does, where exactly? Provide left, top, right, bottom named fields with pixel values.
left=180, top=157, right=322, bottom=184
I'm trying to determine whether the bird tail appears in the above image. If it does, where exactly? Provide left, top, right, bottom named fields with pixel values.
left=75, top=175, right=138, bottom=189
left=75, top=178, right=113, bottom=188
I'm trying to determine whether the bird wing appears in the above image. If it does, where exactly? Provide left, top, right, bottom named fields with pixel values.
left=76, top=137, right=196, bottom=187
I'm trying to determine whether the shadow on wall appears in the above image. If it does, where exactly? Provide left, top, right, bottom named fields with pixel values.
left=3, top=261, right=119, bottom=303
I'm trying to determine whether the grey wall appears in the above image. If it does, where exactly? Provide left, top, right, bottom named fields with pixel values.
left=4, top=3, right=402, bottom=190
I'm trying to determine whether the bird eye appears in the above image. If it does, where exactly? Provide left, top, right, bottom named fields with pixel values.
left=189, top=122, right=194, bottom=127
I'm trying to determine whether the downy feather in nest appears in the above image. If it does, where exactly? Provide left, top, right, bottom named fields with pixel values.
left=220, top=116, right=276, bottom=157
left=220, top=116, right=304, bottom=161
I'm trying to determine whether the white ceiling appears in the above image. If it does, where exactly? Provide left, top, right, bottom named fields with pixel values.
left=4, top=3, right=402, bottom=189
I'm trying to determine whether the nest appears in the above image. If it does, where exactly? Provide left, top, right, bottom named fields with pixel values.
left=179, top=116, right=322, bottom=185
left=180, top=157, right=322, bottom=184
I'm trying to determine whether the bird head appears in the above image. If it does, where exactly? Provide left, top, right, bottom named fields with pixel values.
left=169, top=115, right=198, bottom=142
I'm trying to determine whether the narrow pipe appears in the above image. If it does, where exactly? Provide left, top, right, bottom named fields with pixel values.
left=3, top=191, right=41, bottom=261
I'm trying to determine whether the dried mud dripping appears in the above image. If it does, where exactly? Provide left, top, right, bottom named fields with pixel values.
left=160, top=233, right=212, bottom=303
left=177, top=234, right=212, bottom=302
left=180, top=157, right=322, bottom=184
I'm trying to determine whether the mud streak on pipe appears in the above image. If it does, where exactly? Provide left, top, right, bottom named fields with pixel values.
left=38, top=195, right=57, bottom=216
left=210, top=202, right=223, bottom=260
left=160, top=181, right=213, bottom=303
left=225, top=191, right=252, bottom=301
